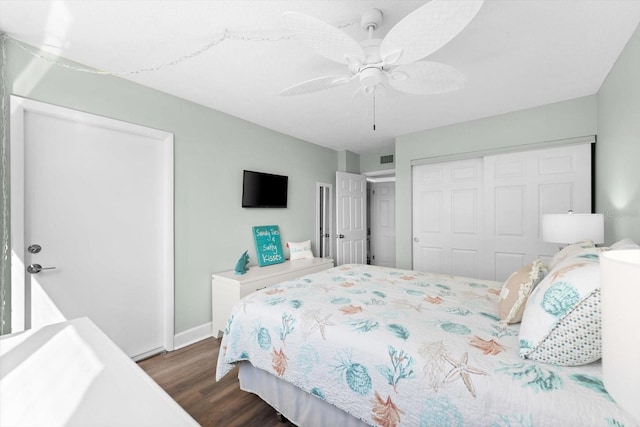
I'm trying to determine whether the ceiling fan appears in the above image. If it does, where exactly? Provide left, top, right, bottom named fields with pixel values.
left=280, top=0, right=483, bottom=98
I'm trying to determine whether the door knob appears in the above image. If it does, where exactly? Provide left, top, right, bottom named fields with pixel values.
left=27, top=264, right=56, bottom=274
left=337, top=234, right=345, bottom=239
left=414, top=237, right=419, bottom=242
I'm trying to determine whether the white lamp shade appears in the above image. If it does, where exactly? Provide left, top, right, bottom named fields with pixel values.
left=601, top=249, right=640, bottom=422
left=541, top=213, right=604, bottom=244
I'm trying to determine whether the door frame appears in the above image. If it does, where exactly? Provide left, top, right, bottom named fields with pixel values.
left=315, top=182, right=333, bottom=259
left=10, top=95, right=175, bottom=352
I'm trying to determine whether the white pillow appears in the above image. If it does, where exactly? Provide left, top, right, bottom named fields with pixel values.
left=609, top=238, right=640, bottom=250
left=519, top=251, right=601, bottom=366
left=288, top=240, right=313, bottom=260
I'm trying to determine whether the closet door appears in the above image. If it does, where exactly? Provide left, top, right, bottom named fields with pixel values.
left=412, top=158, right=486, bottom=278
left=411, top=143, right=592, bottom=281
left=484, top=144, right=592, bottom=280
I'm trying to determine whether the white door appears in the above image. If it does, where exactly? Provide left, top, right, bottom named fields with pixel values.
left=484, top=143, right=592, bottom=279
left=412, top=158, right=485, bottom=278
left=335, top=171, right=367, bottom=265
left=10, top=96, right=174, bottom=359
left=370, top=181, right=396, bottom=267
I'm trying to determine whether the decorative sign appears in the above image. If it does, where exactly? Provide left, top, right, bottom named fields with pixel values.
left=253, top=225, right=285, bottom=266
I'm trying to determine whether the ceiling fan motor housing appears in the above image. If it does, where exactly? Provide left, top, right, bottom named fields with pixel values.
left=359, top=66, right=383, bottom=88
left=358, top=39, right=384, bottom=88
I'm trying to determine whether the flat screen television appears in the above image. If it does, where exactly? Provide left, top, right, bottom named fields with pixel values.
left=242, top=170, right=288, bottom=208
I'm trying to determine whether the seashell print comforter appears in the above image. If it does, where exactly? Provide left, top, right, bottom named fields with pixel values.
left=216, top=264, right=637, bottom=426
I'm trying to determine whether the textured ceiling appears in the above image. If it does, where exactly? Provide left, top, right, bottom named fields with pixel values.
left=2, top=0, right=640, bottom=154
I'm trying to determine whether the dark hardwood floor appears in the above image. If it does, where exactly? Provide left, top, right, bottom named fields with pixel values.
left=138, top=337, right=293, bottom=427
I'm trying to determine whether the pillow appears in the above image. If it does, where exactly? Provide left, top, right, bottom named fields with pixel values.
left=287, top=240, right=314, bottom=260
left=548, top=240, right=595, bottom=269
left=609, top=238, right=640, bottom=250
left=518, top=254, right=601, bottom=366
left=498, top=260, right=547, bottom=324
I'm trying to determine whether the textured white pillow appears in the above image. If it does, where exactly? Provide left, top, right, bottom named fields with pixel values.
left=288, top=240, right=314, bottom=260
left=519, top=252, right=601, bottom=366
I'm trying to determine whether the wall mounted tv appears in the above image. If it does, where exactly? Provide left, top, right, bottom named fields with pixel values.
left=242, top=170, right=288, bottom=208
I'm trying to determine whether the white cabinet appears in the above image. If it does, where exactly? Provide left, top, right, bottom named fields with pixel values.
left=211, top=258, right=334, bottom=337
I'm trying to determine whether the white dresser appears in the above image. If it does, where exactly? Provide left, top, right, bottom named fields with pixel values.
left=211, top=257, right=334, bottom=337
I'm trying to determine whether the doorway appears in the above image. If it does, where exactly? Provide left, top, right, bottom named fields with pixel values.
left=315, top=182, right=332, bottom=259
left=368, top=180, right=396, bottom=267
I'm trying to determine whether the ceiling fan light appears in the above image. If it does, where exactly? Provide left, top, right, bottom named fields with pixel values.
left=360, top=67, right=382, bottom=87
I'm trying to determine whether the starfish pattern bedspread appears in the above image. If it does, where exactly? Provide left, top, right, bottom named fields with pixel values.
left=216, top=264, right=637, bottom=426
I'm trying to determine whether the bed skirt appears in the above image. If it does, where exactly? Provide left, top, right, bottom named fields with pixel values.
left=238, top=361, right=369, bottom=427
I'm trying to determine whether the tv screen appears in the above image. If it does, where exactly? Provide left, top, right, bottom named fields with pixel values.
left=242, top=170, right=288, bottom=208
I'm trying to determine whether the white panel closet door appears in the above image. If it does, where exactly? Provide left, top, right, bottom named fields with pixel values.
left=411, top=143, right=592, bottom=281
left=484, top=143, right=592, bottom=280
left=412, top=158, right=485, bottom=278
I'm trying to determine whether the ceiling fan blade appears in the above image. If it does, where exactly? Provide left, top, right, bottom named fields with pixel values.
left=283, top=11, right=365, bottom=64
left=280, top=75, right=352, bottom=96
left=386, top=62, right=466, bottom=95
left=380, top=0, right=483, bottom=65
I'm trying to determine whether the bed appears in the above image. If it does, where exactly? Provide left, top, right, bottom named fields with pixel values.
left=216, top=244, right=638, bottom=426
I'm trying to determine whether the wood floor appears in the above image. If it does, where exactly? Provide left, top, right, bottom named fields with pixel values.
left=138, top=337, right=293, bottom=427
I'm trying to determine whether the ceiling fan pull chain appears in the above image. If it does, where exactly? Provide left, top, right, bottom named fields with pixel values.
left=373, top=90, right=376, bottom=131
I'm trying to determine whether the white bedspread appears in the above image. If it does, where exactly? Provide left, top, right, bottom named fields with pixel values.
left=217, top=264, right=637, bottom=426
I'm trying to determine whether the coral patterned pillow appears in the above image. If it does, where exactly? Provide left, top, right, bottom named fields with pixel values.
left=498, top=260, right=547, bottom=324
left=548, top=240, right=595, bottom=269
left=518, top=254, right=601, bottom=366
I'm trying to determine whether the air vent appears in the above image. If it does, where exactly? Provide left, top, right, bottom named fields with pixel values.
left=380, top=154, right=394, bottom=164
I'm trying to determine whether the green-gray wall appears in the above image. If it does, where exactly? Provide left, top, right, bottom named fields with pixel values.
left=2, top=42, right=338, bottom=335
left=360, top=149, right=395, bottom=172
left=596, top=23, right=640, bottom=245
left=338, top=150, right=360, bottom=173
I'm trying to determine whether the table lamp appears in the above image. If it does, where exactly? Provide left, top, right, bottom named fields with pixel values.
left=542, top=211, right=604, bottom=244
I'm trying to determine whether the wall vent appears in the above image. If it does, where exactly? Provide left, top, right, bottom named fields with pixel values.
left=380, top=154, right=394, bottom=164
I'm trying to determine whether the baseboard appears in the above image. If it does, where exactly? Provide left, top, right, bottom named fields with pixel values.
left=173, top=321, right=213, bottom=350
